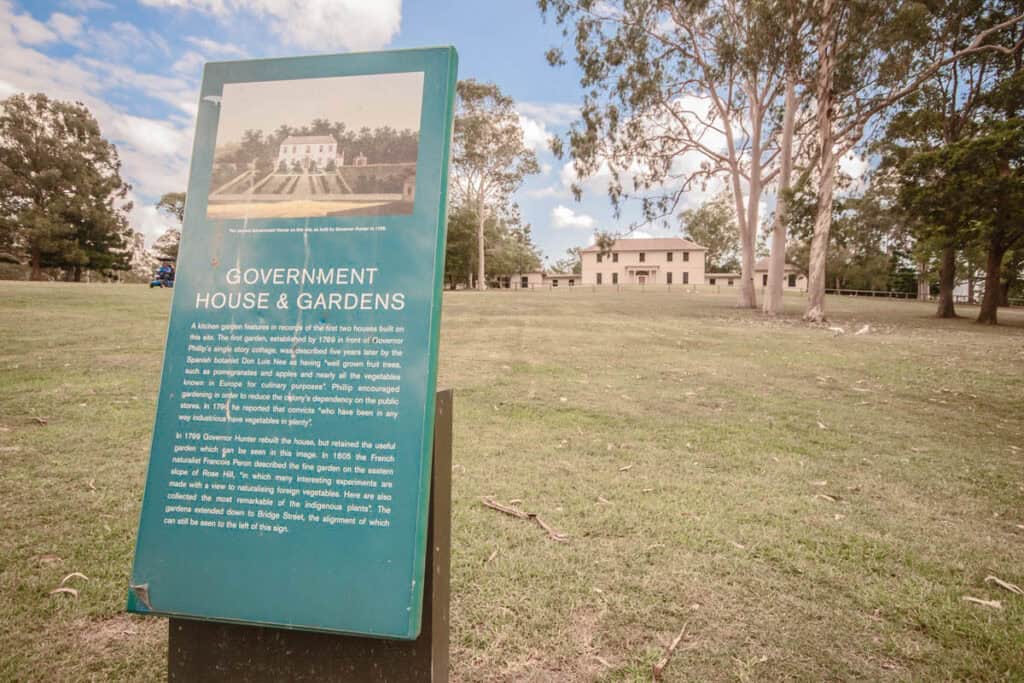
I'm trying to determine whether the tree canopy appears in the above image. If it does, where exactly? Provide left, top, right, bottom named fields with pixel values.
left=0, top=93, right=134, bottom=281
left=451, top=79, right=540, bottom=290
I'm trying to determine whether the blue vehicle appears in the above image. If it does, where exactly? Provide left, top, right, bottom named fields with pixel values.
left=150, top=259, right=176, bottom=288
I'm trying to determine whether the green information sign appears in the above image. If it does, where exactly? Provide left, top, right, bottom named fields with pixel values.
left=129, top=47, right=458, bottom=640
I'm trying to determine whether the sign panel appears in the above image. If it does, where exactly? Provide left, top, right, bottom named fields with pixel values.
left=129, top=47, right=458, bottom=639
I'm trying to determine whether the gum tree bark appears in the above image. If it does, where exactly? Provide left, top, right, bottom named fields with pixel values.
left=764, top=76, right=797, bottom=315
left=805, top=0, right=837, bottom=323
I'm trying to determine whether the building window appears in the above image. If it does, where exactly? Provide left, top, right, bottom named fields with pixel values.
left=667, top=272, right=673, bottom=284
left=521, top=276, right=529, bottom=288
left=612, top=273, right=618, bottom=284
left=683, top=252, right=690, bottom=262
left=667, top=252, right=674, bottom=262
left=728, top=279, right=734, bottom=286
left=612, top=253, right=619, bottom=263
left=552, top=279, right=559, bottom=287
left=639, top=252, right=646, bottom=263
left=709, top=277, right=716, bottom=285
left=596, top=273, right=602, bottom=285
left=319, top=145, right=323, bottom=152
left=788, top=273, right=797, bottom=287
left=683, top=272, right=689, bottom=284
left=763, top=274, right=768, bottom=286
left=597, top=253, right=602, bottom=263
left=569, top=279, right=575, bottom=287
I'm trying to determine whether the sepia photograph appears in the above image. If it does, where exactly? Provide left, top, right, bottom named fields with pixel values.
left=206, top=71, right=423, bottom=219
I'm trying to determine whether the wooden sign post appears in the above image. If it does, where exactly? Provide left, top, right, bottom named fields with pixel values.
left=167, top=389, right=452, bottom=682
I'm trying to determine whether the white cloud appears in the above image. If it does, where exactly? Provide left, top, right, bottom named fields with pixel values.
left=128, top=191, right=179, bottom=243
left=518, top=101, right=579, bottom=127
left=518, top=113, right=550, bottom=153
left=551, top=205, right=595, bottom=230
left=49, top=13, right=83, bottom=40
left=524, top=184, right=563, bottom=199
left=10, top=8, right=57, bottom=45
left=62, top=0, right=114, bottom=10
left=0, top=0, right=192, bottom=229
left=141, top=0, right=402, bottom=51
left=184, top=36, right=246, bottom=56
left=839, top=150, right=868, bottom=181
left=80, top=57, right=198, bottom=116
left=172, top=50, right=206, bottom=76
left=110, top=114, right=192, bottom=159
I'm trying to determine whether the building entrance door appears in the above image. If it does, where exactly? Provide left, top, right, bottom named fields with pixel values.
left=638, top=275, right=647, bottom=285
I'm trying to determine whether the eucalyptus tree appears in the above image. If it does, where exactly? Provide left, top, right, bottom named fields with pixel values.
left=450, top=80, right=539, bottom=291
left=878, top=0, right=1023, bottom=317
left=802, top=0, right=1024, bottom=321
left=763, top=0, right=812, bottom=315
left=539, top=0, right=799, bottom=309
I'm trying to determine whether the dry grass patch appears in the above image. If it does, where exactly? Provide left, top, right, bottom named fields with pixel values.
left=1, top=283, right=1022, bottom=681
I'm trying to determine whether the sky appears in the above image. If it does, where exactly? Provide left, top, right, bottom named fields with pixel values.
left=2, top=0, right=865, bottom=265
left=217, top=72, right=424, bottom=145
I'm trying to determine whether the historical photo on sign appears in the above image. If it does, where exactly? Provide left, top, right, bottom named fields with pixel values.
left=207, top=71, right=424, bottom=219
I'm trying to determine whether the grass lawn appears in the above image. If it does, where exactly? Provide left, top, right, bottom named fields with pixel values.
left=1, top=282, right=1022, bottom=681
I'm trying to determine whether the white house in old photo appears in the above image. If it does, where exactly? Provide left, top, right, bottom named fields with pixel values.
left=277, top=135, right=341, bottom=170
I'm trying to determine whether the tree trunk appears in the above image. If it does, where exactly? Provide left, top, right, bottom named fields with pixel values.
left=73, top=266, right=82, bottom=283
left=738, top=218, right=757, bottom=308
left=727, top=170, right=751, bottom=306
left=804, top=0, right=837, bottom=323
left=916, top=259, right=930, bottom=300
left=936, top=246, right=957, bottom=318
left=476, top=205, right=487, bottom=291
left=977, top=240, right=1006, bottom=324
left=764, top=76, right=797, bottom=316
left=737, top=94, right=764, bottom=310
left=30, top=246, right=43, bottom=281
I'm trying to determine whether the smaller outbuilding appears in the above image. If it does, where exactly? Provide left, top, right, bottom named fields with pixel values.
left=704, top=258, right=807, bottom=292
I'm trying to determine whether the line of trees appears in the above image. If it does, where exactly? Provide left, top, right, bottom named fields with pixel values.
left=449, top=80, right=542, bottom=290
left=0, top=93, right=136, bottom=282
left=539, top=0, right=1024, bottom=324
left=213, top=121, right=419, bottom=188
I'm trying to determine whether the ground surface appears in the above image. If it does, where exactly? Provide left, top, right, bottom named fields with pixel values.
left=1, top=283, right=1022, bottom=682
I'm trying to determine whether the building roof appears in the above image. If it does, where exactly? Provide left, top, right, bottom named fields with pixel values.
left=754, top=257, right=800, bottom=272
left=280, top=135, right=337, bottom=146
left=580, top=237, right=706, bottom=253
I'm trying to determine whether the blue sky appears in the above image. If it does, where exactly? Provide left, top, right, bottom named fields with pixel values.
left=3, top=0, right=690, bottom=262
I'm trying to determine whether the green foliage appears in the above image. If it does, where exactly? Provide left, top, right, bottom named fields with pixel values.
left=552, top=247, right=582, bottom=274
left=681, top=194, right=741, bottom=272
left=152, top=229, right=180, bottom=262
left=444, top=205, right=542, bottom=287
left=451, top=79, right=540, bottom=211
left=900, top=117, right=1024, bottom=259
left=538, top=0, right=800, bottom=224
left=156, top=192, right=186, bottom=223
left=0, top=92, right=133, bottom=280
left=450, top=79, right=540, bottom=287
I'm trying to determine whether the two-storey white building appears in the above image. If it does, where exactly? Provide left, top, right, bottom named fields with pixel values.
left=277, top=135, right=340, bottom=170
left=580, top=237, right=707, bottom=286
